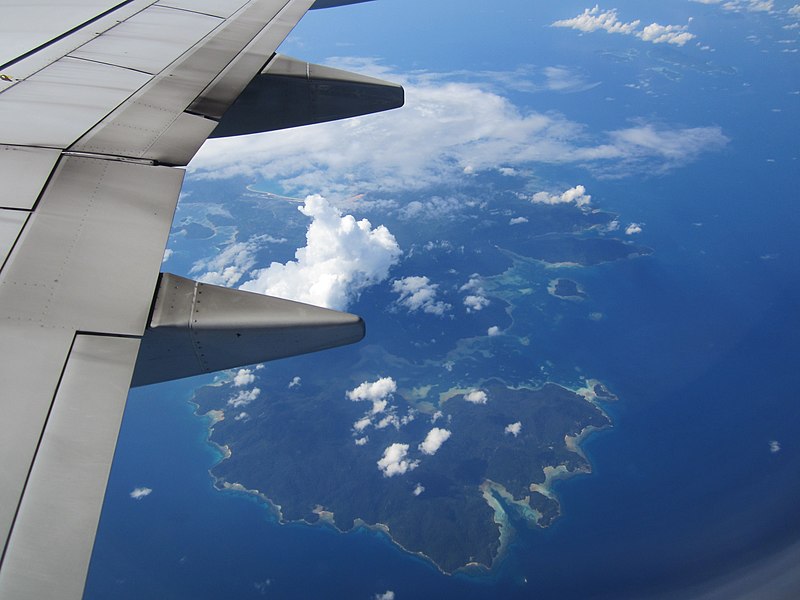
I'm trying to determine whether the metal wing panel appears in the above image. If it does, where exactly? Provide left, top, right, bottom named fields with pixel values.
left=0, top=57, right=151, bottom=149
left=70, top=0, right=312, bottom=165
left=189, top=0, right=315, bottom=118
left=0, top=326, right=76, bottom=554
left=69, top=6, right=223, bottom=75
left=0, top=335, right=140, bottom=600
left=0, top=146, right=61, bottom=211
left=0, top=156, right=184, bottom=334
left=156, top=0, right=248, bottom=18
left=0, top=211, right=28, bottom=265
left=0, top=0, right=132, bottom=67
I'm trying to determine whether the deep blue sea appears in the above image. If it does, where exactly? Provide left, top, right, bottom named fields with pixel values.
left=85, top=147, right=800, bottom=599
left=85, top=2, right=800, bottom=597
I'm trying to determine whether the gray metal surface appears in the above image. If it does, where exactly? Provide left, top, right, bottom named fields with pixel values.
left=0, top=211, right=28, bottom=266
left=157, top=0, right=247, bottom=18
left=0, top=146, right=61, bottom=210
left=211, top=53, right=404, bottom=136
left=71, top=0, right=307, bottom=165
left=0, top=326, right=76, bottom=556
left=0, top=1, right=156, bottom=92
left=0, top=57, right=150, bottom=149
left=70, top=5, right=222, bottom=75
left=132, top=273, right=365, bottom=386
left=0, top=334, right=140, bottom=600
left=189, top=0, right=316, bottom=119
left=0, top=0, right=125, bottom=67
left=0, top=156, right=183, bottom=334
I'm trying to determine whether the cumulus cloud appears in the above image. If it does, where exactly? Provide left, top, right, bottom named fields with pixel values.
left=509, top=216, right=529, bottom=225
left=374, top=592, right=395, bottom=600
left=377, top=444, right=419, bottom=477
left=625, top=223, right=643, bottom=235
left=188, top=64, right=727, bottom=192
left=553, top=6, right=696, bottom=46
left=413, top=484, right=425, bottom=496
left=162, top=248, right=173, bottom=263
left=289, top=376, right=301, bottom=389
left=488, top=325, right=501, bottom=336
left=228, top=388, right=261, bottom=408
left=130, top=487, right=152, bottom=500
left=392, top=276, right=451, bottom=316
left=347, top=377, right=396, bottom=406
left=460, top=276, right=491, bottom=313
left=770, top=440, right=781, bottom=453
left=505, top=421, right=523, bottom=437
left=191, top=238, right=259, bottom=287
left=464, top=390, right=488, bottom=404
left=531, top=185, right=591, bottom=207
left=233, top=368, right=255, bottom=387
left=239, top=195, right=401, bottom=310
left=355, top=436, right=369, bottom=446
left=234, top=412, right=250, bottom=421
left=419, top=427, right=452, bottom=455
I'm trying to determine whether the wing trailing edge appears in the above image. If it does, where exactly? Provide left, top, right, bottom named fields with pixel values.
left=131, top=273, right=365, bottom=386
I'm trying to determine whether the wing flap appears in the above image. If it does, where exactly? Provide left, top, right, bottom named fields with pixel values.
left=0, top=146, right=61, bottom=211
left=0, top=156, right=183, bottom=334
left=0, top=335, right=140, bottom=600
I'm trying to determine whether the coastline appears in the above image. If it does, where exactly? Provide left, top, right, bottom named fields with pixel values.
left=189, top=375, right=620, bottom=576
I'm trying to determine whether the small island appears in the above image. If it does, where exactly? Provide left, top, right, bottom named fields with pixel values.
left=548, top=278, right=588, bottom=301
left=192, top=377, right=617, bottom=574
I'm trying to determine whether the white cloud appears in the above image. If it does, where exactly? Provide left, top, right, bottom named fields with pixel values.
left=543, top=66, right=600, bottom=93
left=347, top=377, right=397, bottom=404
left=625, top=223, right=643, bottom=235
left=353, top=416, right=372, bottom=432
left=377, top=444, right=419, bottom=477
left=392, top=276, right=451, bottom=316
left=431, top=410, right=443, bottom=423
left=239, top=195, right=401, bottom=311
left=419, top=427, right=452, bottom=455
left=532, top=185, right=591, bottom=207
left=355, top=436, right=369, bottom=446
left=464, top=390, right=488, bottom=404
left=233, top=368, right=255, bottom=387
left=509, top=216, right=529, bottom=225
left=375, top=592, right=395, bottom=600
left=706, top=0, right=774, bottom=12
left=790, top=5, right=800, bottom=16
left=505, top=421, right=523, bottom=437
left=770, top=440, right=781, bottom=453
left=488, top=325, right=501, bottom=336
left=460, top=276, right=490, bottom=312
left=162, top=248, right=173, bottom=263
left=228, top=387, right=261, bottom=408
left=464, top=294, right=490, bottom=312
left=234, top=412, right=250, bottom=421
left=289, top=376, right=301, bottom=389
left=553, top=6, right=696, bottom=46
left=413, top=483, right=425, bottom=496
left=191, top=238, right=259, bottom=287
left=189, top=66, right=726, bottom=192
left=130, top=487, right=152, bottom=500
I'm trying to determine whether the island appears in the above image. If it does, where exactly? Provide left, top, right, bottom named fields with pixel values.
left=548, top=278, right=588, bottom=301
left=192, top=377, right=617, bottom=573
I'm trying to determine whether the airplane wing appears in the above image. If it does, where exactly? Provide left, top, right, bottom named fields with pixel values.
left=0, top=1, right=402, bottom=598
